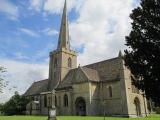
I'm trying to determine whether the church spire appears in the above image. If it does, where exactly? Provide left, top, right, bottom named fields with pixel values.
left=118, top=50, right=123, bottom=57
left=57, top=0, right=70, bottom=50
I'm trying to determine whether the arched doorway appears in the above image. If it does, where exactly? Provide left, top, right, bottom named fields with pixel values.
left=75, top=97, right=86, bottom=116
left=134, top=97, right=141, bottom=116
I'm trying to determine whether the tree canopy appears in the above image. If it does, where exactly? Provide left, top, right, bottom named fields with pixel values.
left=0, top=66, right=6, bottom=93
left=124, top=0, right=160, bottom=106
left=1, top=92, right=30, bottom=115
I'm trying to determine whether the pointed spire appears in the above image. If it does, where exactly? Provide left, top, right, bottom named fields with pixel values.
left=57, top=0, right=70, bottom=50
left=118, top=50, right=123, bottom=57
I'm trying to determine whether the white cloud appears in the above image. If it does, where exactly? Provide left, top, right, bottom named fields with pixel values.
left=29, top=0, right=84, bottom=14
left=0, top=0, right=19, bottom=20
left=69, top=0, right=136, bottom=65
left=42, top=28, right=58, bottom=36
left=44, top=0, right=64, bottom=14
left=19, top=28, right=40, bottom=37
left=29, top=0, right=44, bottom=12
left=0, top=59, right=48, bottom=103
left=13, top=52, right=29, bottom=60
left=28, top=0, right=138, bottom=65
left=33, top=42, right=55, bottom=61
left=19, top=27, right=58, bottom=38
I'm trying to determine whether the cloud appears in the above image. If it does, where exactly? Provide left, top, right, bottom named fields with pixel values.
left=29, top=0, right=44, bottom=12
left=19, top=27, right=58, bottom=38
left=69, top=0, right=136, bottom=65
left=0, top=0, right=19, bottom=20
left=29, top=0, right=84, bottom=14
left=44, top=0, right=64, bottom=14
left=0, top=58, right=48, bottom=103
left=33, top=42, right=55, bottom=61
left=13, top=52, right=29, bottom=60
left=28, top=0, right=139, bottom=65
left=42, top=28, right=58, bottom=36
left=19, top=28, right=40, bottom=37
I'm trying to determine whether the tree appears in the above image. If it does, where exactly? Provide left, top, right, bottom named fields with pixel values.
left=0, top=103, right=3, bottom=115
left=1, top=92, right=30, bottom=115
left=124, top=0, right=160, bottom=106
left=0, top=66, right=6, bottom=93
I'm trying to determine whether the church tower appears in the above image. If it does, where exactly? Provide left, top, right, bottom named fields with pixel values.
left=48, top=0, right=77, bottom=91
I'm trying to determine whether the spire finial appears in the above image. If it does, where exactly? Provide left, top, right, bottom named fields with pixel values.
left=118, top=50, right=123, bottom=57
left=64, top=0, right=67, bottom=13
left=57, top=0, right=70, bottom=50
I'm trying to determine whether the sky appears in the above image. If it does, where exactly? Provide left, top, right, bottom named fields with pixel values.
left=0, top=0, right=140, bottom=103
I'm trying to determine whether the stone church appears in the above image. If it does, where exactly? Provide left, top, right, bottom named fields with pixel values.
left=24, top=0, right=149, bottom=117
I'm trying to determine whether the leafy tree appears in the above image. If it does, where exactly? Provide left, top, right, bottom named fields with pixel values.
left=0, top=66, right=6, bottom=93
left=124, top=0, right=160, bottom=106
left=1, top=92, right=30, bottom=115
left=0, top=103, right=3, bottom=115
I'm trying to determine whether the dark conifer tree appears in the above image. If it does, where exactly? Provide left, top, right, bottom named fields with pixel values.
left=125, top=0, right=160, bottom=106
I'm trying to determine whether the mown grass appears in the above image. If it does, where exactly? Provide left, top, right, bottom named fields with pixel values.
left=0, top=114, right=159, bottom=120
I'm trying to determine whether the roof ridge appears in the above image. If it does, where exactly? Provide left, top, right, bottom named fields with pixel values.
left=81, top=67, right=100, bottom=82
left=79, top=67, right=90, bottom=81
left=84, top=57, right=120, bottom=67
left=82, top=66, right=98, bottom=71
left=34, top=79, right=48, bottom=83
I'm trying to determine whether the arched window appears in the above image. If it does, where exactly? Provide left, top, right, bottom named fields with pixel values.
left=44, top=94, right=47, bottom=107
left=54, top=58, right=57, bottom=67
left=68, top=57, right=72, bottom=68
left=55, top=95, right=57, bottom=107
left=109, top=86, right=112, bottom=98
left=64, top=94, right=68, bottom=107
left=48, top=97, right=51, bottom=107
left=134, top=97, right=141, bottom=116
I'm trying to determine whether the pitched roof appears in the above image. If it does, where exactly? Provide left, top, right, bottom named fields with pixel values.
left=56, top=69, right=76, bottom=89
left=56, top=57, right=123, bottom=90
left=81, top=67, right=100, bottom=82
left=56, top=67, right=100, bottom=89
left=85, top=57, right=122, bottom=81
left=24, top=79, right=48, bottom=96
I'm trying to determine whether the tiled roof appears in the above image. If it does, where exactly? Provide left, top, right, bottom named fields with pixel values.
left=25, top=57, right=122, bottom=92
left=85, top=57, right=122, bottom=81
left=24, top=79, right=48, bottom=96
left=56, top=69, right=76, bottom=89
left=56, top=67, right=100, bottom=89
left=56, top=57, right=122, bottom=90
left=81, top=67, right=100, bottom=82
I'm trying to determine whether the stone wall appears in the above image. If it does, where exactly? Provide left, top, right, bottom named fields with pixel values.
left=55, top=90, right=72, bottom=115
left=48, top=48, right=77, bottom=90
left=121, top=59, right=149, bottom=117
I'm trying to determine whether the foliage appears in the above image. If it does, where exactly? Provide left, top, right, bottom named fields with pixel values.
left=124, top=0, right=160, bottom=106
left=1, top=92, right=30, bottom=115
left=0, top=103, right=4, bottom=115
left=0, top=66, right=6, bottom=93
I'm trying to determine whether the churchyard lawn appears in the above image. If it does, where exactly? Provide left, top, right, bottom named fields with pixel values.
left=0, top=114, right=159, bottom=120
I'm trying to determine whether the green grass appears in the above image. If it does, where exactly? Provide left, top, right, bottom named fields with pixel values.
left=0, top=116, right=47, bottom=120
left=0, top=114, right=159, bottom=120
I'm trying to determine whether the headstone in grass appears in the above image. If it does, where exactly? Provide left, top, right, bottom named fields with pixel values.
left=48, top=105, right=57, bottom=120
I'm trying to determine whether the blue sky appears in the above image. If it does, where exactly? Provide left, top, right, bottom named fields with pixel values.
left=0, top=0, right=81, bottom=64
left=0, top=0, right=140, bottom=102
left=1, top=1, right=62, bottom=63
